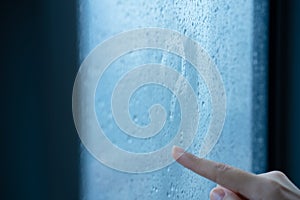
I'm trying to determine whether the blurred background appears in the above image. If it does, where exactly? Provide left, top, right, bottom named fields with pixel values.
left=1, top=0, right=299, bottom=199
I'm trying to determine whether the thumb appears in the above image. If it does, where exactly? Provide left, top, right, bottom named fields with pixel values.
left=210, top=187, right=244, bottom=200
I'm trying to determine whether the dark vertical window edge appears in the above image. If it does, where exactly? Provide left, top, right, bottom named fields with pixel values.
left=267, top=0, right=288, bottom=172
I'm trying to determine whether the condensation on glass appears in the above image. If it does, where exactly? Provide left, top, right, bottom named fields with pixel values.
left=77, top=0, right=269, bottom=199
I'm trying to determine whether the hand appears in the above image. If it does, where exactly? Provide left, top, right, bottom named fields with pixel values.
left=172, top=146, right=300, bottom=200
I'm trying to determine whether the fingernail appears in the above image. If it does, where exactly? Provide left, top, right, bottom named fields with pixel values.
left=172, top=146, right=185, bottom=160
left=211, top=188, right=225, bottom=200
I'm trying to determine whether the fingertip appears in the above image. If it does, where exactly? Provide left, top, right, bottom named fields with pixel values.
left=172, top=146, right=185, bottom=160
left=210, top=187, right=225, bottom=200
left=210, top=186, right=244, bottom=200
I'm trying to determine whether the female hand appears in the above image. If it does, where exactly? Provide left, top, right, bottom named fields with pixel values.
left=172, top=146, right=300, bottom=200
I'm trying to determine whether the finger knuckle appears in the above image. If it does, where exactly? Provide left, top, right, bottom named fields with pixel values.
left=214, top=163, right=231, bottom=183
left=270, top=170, right=286, bottom=179
left=264, top=179, right=286, bottom=197
left=271, top=180, right=281, bottom=189
left=215, top=163, right=231, bottom=172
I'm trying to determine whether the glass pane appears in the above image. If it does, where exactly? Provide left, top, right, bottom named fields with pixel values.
left=76, top=0, right=268, bottom=199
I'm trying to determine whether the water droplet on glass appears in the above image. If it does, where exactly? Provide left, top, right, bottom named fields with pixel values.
left=202, top=101, right=205, bottom=107
left=167, top=192, right=171, bottom=198
left=171, top=186, right=174, bottom=192
left=133, top=115, right=138, bottom=122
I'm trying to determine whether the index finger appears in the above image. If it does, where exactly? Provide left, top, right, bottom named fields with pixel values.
left=172, top=146, right=261, bottom=198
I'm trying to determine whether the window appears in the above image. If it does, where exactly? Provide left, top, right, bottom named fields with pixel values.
left=76, top=0, right=268, bottom=199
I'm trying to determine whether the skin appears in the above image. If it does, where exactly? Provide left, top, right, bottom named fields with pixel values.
left=172, top=146, right=300, bottom=200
